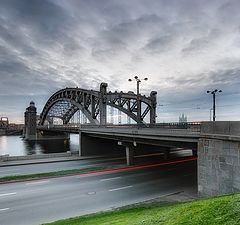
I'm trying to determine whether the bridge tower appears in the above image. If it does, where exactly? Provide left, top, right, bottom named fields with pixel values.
left=24, top=101, right=37, bottom=140
left=99, top=83, right=108, bottom=125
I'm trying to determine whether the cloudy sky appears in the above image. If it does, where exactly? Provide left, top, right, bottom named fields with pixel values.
left=0, top=0, right=240, bottom=123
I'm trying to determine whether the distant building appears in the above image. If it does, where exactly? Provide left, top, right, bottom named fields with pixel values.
left=179, top=113, right=187, bottom=123
left=0, top=117, right=9, bottom=128
left=0, top=117, right=24, bottom=136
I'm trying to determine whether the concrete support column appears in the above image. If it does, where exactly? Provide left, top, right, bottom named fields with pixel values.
left=118, top=141, right=135, bottom=165
left=126, top=146, right=134, bottom=166
left=163, top=149, right=170, bottom=160
left=192, top=149, right=197, bottom=156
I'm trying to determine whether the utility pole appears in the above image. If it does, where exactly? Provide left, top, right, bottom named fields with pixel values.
left=207, top=89, right=222, bottom=121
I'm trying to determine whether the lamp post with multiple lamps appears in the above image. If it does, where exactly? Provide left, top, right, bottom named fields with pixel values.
left=207, top=89, right=222, bottom=121
left=128, top=76, right=148, bottom=123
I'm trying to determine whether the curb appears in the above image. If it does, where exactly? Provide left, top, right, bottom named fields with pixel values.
left=0, top=155, right=115, bottom=167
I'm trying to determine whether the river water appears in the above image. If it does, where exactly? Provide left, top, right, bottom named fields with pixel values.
left=0, top=135, right=79, bottom=156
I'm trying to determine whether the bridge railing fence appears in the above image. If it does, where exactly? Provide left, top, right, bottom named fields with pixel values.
left=38, top=122, right=201, bottom=133
left=148, top=122, right=201, bottom=131
left=80, top=122, right=201, bottom=132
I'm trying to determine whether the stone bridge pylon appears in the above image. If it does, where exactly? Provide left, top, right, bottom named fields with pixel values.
left=39, top=82, right=157, bottom=126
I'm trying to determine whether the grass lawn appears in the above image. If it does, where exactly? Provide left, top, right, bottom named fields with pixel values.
left=44, top=193, right=240, bottom=225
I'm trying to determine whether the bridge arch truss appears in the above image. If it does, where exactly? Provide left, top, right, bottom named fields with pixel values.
left=39, top=83, right=157, bottom=126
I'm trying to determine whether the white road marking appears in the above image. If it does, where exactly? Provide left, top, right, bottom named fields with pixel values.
left=0, top=192, right=17, bottom=197
left=26, top=180, right=50, bottom=185
left=0, top=208, right=9, bottom=212
left=100, top=177, right=121, bottom=182
left=109, top=185, right=133, bottom=192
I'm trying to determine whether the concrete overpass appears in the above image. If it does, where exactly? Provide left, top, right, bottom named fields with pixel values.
left=37, top=121, right=240, bottom=197
left=38, top=123, right=200, bottom=163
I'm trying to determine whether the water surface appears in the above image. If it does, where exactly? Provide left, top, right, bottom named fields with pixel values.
left=0, top=134, right=79, bottom=156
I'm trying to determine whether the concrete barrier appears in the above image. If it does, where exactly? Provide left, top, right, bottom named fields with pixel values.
left=0, top=152, right=73, bottom=162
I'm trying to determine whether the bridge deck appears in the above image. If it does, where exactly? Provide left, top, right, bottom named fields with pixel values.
left=38, top=123, right=200, bottom=150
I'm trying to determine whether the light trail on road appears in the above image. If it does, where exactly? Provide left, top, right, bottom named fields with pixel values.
left=0, top=157, right=197, bottom=225
left=0, top=192, right=17, bottom=197
left=0, top=208, right=9, bottom=212
left=78, top=156, right=197, bottom=178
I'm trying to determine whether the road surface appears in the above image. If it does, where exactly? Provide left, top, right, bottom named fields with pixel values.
left=0, top=157, right=125, bottom=177
left=0, top=158, right=197, bottom=225
left=0, top=150, right=193, bottom=177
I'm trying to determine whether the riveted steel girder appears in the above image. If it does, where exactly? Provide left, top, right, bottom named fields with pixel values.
left=39, top=83, right=157, bottom=126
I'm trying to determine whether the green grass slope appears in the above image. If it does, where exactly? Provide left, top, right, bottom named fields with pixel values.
left=44, top=194, right=240, bottom=225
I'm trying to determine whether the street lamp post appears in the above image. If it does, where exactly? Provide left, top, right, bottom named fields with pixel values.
left=207, top=89, right=222, bottom=121
left=210, top=108, right=213, bottom=121
left=128, top=76, right=148, bottom=123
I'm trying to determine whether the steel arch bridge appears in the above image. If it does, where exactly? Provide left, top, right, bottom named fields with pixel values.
left=39, top=83, right=157, bottom=126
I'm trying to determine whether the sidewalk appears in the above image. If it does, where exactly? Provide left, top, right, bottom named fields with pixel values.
left=0, top=153, right=107, bottom=167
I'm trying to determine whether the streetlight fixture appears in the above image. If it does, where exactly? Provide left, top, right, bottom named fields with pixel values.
left=128, top=76, right=148, bottom=96
left=207, top=89, right=222, bottom=121
left=128, top=76, right=148, bottom=122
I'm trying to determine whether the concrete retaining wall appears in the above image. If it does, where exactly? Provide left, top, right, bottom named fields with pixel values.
left=198, top=122, right=240, bottom=197
left=201, top=121, right=240, bottom=136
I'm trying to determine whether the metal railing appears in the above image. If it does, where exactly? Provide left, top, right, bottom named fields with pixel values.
left=38, top=122, right=201, bottom=133
left=81, top=122, right=200, bottom=130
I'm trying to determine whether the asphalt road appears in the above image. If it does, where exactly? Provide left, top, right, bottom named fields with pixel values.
left=0, top=150, right=193, bottom=177
left=0, top=157, right=125, bottom=177
left=0, top=158, right=197, bottom=225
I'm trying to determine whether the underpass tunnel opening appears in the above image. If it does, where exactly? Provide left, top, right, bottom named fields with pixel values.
left=79, top=132, right=198, bottom=168
left=78, top=133, right=197, bottom=196
left=79, top=134, right=125, bottom=157
left=118, top=142, right=197, bottom=164
left=120, top=142, right=198, bottom=195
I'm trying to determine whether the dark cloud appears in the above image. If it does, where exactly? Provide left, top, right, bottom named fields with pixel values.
left=159, top=68, right=240, bottom=90
left=181, top=37, right=213, bottom=55
left=0, top=0, right=71, bottom=41
left=217, top=0, right=240, bottom=24
left=0, top=0, right=239, bottom=122
left=144, top=35, right=175, bottom=53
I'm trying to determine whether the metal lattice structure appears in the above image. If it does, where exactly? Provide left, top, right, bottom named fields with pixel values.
left=39, top=83, right=157, bottom=126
